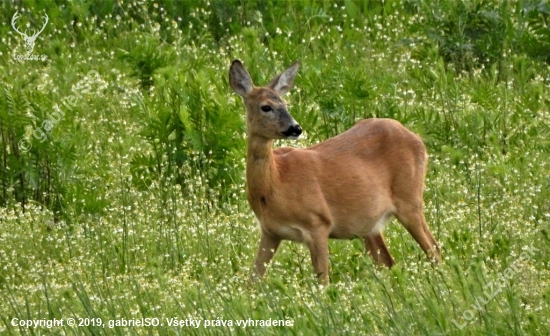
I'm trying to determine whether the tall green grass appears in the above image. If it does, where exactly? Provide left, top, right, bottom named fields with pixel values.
left=1, top=0, right=549, bottom=335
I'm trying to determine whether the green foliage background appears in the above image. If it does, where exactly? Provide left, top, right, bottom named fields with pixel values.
left=0, top=0, right=549, bottom=335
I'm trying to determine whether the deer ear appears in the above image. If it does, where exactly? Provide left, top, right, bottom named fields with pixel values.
left=268, top=61, right=299, bottom=96
left=229, top=60, right=254, bottom=97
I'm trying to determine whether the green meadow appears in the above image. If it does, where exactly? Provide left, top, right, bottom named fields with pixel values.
left=1, top=0, right=549, bottom=335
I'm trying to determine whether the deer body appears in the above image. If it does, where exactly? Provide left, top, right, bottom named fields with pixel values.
left=248, top=119, right=419, bottom=240
left=230, top=60, right=440, bottom=284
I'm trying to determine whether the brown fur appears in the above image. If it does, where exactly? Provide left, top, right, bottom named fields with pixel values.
left=229, top=60, right=441, bottom=284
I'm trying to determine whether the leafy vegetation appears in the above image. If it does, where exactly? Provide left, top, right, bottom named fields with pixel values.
left=1, top=0, right=549, bottom=335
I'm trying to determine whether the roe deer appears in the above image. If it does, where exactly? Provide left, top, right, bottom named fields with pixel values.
left=229, top=59, right=441, bottom=284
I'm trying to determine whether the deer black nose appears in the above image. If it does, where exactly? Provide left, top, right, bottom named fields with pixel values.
left=282, top=124, right=302, bottom=138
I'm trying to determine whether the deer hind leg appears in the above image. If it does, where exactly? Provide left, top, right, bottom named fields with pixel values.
left=394, top=200, right=441, bottom=262
left=250, top=230, right=281, bottom=282
left=363, top=233, right=395, bottom=268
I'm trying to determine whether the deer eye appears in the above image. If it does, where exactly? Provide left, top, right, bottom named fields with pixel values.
left=260, top=105, right=272, bottom=112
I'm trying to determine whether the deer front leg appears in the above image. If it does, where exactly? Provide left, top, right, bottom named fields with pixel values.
left=307, top=231, right=330, bottom=285
left=250, top=231, right=281, bottom=282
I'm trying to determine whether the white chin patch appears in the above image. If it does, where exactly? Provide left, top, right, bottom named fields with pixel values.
left=287, top=135, right=300, bottom=140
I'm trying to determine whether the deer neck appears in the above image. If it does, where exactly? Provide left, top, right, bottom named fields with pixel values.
left=246, top=135, right=279, bottom=214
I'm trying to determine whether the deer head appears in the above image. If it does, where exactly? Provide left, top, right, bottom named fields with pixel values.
left=11, top=11, right=49, bottom=55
